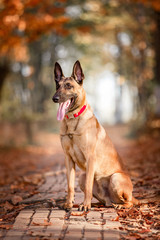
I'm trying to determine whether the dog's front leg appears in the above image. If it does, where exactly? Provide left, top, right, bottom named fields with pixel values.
left=79, top=158, right=95, bottom=211
left=64, top=155, right=75, bottom=210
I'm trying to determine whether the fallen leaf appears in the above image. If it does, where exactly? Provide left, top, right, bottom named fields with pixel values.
left=4, top=201, right=14, bottom=211
left=153, top=221, right=160, bottom=229
left=119, top=226, right=124, bottom=230
left=23, top=174, right=43, bottom=185
left=11, top=195, right=23, bottom=205
left=141, top=211, right=153, bottom=219
left=70, top=211, right=87, bottom=216
left=32, top=219, right=52, bottom=226
left=128, top=232, right=142, bottom=238
left=139, top=228, right=151, bottom=233
left=0, top=224, right=13, bottom=230
left=94, top=208, right=105, bottom=211
left=112, top=216, right=119, bottom=221
left=145, top=219, right=153, bottom=225
left=72, top=204, right=79, bottom=208
left=2, top=211, right=18, bottom=222
left=92, top=220, right=103, bottom=225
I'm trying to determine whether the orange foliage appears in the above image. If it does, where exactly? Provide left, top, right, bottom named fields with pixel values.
left=12, top=43, right=29, bottom=62
left=77, top=26, right=92, bottom=33
left=0, top=0, right=70, bottom=61
left=133, top=0, right=160, bottom=11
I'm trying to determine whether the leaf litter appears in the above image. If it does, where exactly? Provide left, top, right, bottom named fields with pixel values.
left=0, top=128, right=160, bottom=239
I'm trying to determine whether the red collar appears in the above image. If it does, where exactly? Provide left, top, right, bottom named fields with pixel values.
left=65, top=104, right=87, bottom=119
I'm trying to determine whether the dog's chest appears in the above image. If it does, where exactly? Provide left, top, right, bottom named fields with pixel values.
left=61, top=134, right=86, bottom=170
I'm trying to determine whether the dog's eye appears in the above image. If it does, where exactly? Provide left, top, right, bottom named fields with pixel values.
left=65, top=83, right=73, bottom=89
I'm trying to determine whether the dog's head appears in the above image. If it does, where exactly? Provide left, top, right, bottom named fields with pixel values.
left=52, top=60, right=85, bottom=121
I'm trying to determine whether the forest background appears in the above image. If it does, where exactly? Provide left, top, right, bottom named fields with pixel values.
left=0, top=0, right=160, bottom=143
left=0, top=2, right=160, bottom=238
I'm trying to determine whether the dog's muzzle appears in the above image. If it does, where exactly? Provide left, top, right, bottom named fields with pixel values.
left=52, top=94, right=59, bottom=103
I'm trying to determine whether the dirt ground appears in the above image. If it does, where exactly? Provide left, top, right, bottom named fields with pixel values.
left=0, top=123, right=160, bottom=239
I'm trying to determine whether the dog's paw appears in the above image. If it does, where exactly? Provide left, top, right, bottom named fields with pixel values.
left=78, top=203, right=91, bottom=212
left=112, top=202, right=133, bottom=209
left=63, top=202, right=73, bottom=211
left=112, top=203, right=124, bottom=210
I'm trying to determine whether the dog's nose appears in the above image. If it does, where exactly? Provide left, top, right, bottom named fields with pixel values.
left=52, top=95, right=59, bottom=103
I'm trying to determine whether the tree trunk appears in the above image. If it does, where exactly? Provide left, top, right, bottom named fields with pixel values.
left=0, top=63, right=9, bottom=100
left=154, top=11, right=160, bottom=85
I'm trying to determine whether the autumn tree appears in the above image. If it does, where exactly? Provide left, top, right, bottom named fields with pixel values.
left=0, top=0, right=69, bottom=99
left=69, top=1, right=156, bottom=123
left=131, top=0, right=160, bottom=85
left=0, top=0, right=159, bottom=126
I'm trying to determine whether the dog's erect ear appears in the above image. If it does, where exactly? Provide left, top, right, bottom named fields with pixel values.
left=54, top=62, right=64, bottom=82
left=72, top=60, right=84, bottom=85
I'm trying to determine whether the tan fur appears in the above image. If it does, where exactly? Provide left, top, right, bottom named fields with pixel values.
left=53, top=61, right=139, bottom=211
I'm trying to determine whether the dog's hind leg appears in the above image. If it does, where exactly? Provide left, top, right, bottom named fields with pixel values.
left=79, top=173, right=112, bottom=206
left=108, top=172, right=135, bottom=208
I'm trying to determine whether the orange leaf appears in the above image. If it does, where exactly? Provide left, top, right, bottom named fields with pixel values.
left=32, top=219, right=52, bottom=226
left=0, top=224, right=13, bottom=230
left=70, top=211, right=87, bottom=216
left=139, top=229, right=151, bottom=233
left=112, top=216, right=119, bottom=221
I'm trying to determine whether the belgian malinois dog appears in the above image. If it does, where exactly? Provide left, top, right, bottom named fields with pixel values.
left=52, top=60, right=138, bottom=211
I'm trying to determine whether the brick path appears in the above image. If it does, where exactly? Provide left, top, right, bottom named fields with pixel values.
left=1, top=170, right=125, bottom=240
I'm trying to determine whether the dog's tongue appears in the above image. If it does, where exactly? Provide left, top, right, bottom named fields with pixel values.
left=57, top=99, right=71, bottom=121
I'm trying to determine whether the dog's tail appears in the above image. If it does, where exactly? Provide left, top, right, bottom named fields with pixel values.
left=132, top=196, right=160, bottom=205
left=118, top=192, right=139, bottom=207
left=119, top=191, right=156, bottom=206
left=120, top=193, right=140, bottom=206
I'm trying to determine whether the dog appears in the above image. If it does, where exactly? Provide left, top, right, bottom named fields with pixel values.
left=52, top=60, right=139, bottom=211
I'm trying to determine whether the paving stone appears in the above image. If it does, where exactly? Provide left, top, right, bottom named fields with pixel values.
left=64, top=227, right=83, bottom=240
left=29, top=219, right=46, bottom=232
left=103, top=229, right=120, bottom=240
left=0, top=229, right=5, bottom=239
left=50, top=209, right=66, bottom=218
left=4, top=235, right=23, bottom=240
left=26, top=229, right=52, bottom=239
left=38, top=176, right=56, bottom=192
left=69, top=209, right=86, bottom=227
left=103, top=220, right=120, bottom=230
left=74, top=192, right=84, bottom=205
left=46, top=218, right=65, bottom=239
left=27, top=210, right=50, bottom=235
left=31, top=218, right=48, bottom=225
left=4, top=172, right=123, bottom=240
left=103, top=211, right=118, bottom=220
left=48, top=218, right=64, bottom=227
left=22, top=235, right=32, bottom=240
left=4, top=229, right=25, bottom=240
left=85, top=229, right=101, bottom=239
left=50, top=173, right=67, bottom=192
left=11, top=211, right=32, bottom=229
left=22, top=192, right=57, bottom=204
left=4, top=210, right=34, bottom=240
left=17, top=209, right=34, bottom=219
left=33, top=209, right=49, bottom=218
left=69, top=217, right=86, bottom=223
left=13, top=218, right=30, bottom=229
left=69, top=218, right=86, bottom=227
left=85, top=221, right=102, bottom=230
left=87, top=210, right=102, bottom=219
